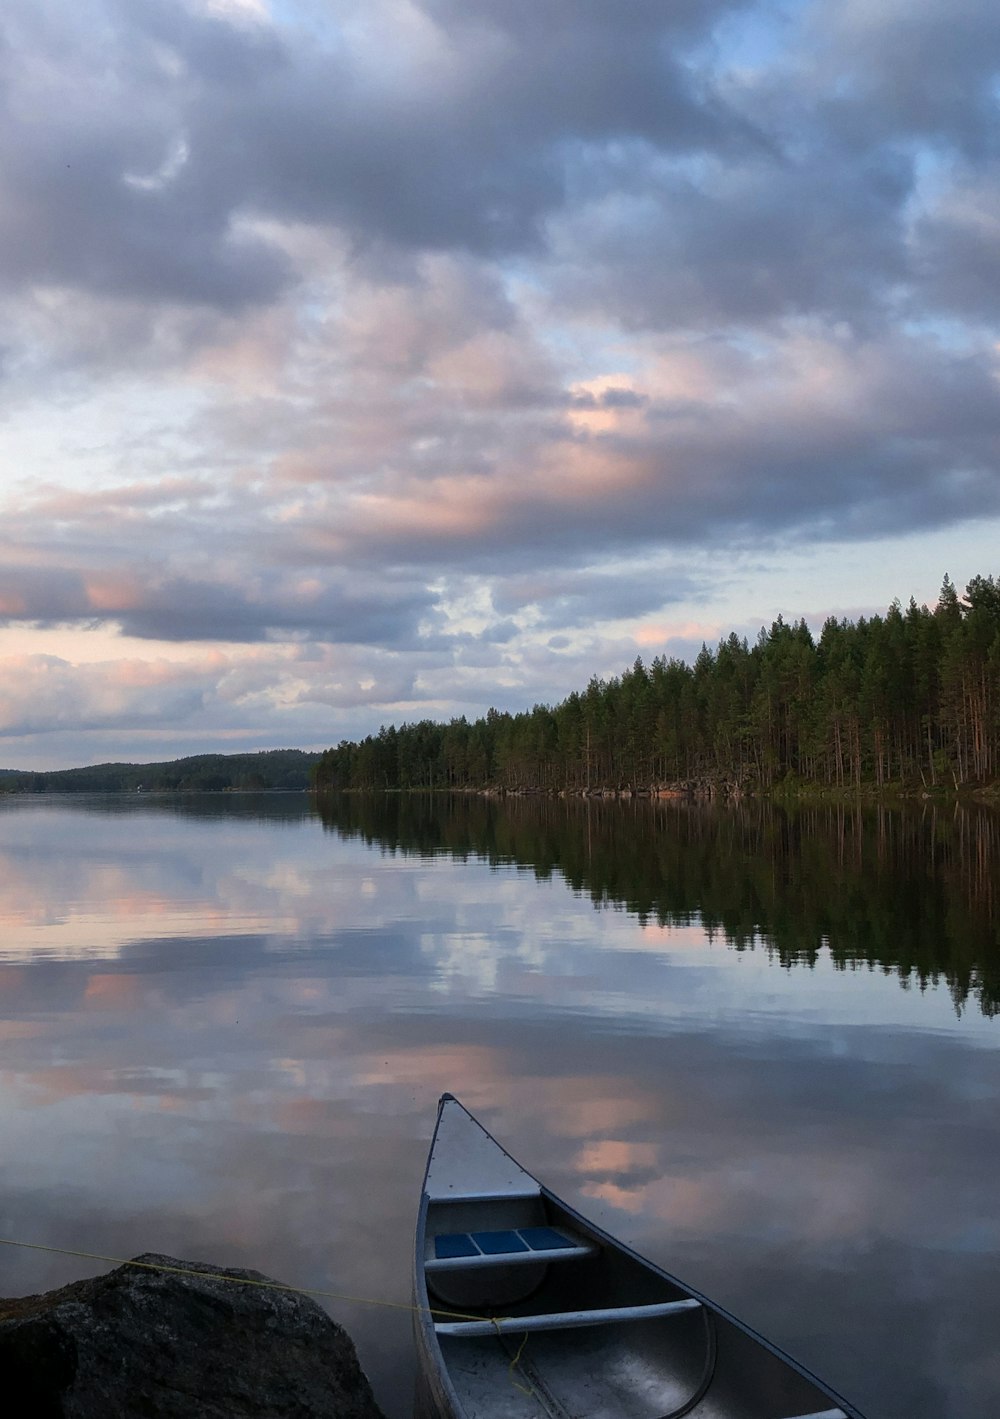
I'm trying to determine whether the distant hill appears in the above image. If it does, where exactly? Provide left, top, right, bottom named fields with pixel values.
left=0, top=749, right=321, bottom=794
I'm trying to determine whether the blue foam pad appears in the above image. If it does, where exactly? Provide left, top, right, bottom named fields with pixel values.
left=519, top=1226, right=572, bottom=1251
left=434, top=1233, right=479, bottom=1259
left=471, top=1229, right=529, bottom=1254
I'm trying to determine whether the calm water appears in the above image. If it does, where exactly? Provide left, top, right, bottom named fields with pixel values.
left=1, top=792, right=999, bottom=1419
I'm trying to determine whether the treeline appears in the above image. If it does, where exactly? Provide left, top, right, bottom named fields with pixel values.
left=312, top=574, right=1000, bottom=795
left=316, top=792, right=1000, bottom=1017
left=3, top=749, right=320, bottom=794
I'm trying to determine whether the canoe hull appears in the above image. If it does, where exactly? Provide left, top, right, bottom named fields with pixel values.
left=414, top=1096, right=864, bottom=1419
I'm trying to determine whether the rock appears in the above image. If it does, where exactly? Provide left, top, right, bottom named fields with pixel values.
left=0, top=1253, right=387, bottom=1419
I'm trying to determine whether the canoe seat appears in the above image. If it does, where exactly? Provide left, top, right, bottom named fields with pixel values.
left=434, top=1298, right=702, bottom=1337
left=426, top=1224, right=597, bottom=1273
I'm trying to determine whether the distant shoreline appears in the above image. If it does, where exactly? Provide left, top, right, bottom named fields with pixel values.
left=315, top=780, right=1000, bottom=807
left=0, top=748, right=320, bottom=795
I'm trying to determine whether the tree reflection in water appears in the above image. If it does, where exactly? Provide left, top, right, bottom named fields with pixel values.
left=316, top=793, right=1000, bottom=1017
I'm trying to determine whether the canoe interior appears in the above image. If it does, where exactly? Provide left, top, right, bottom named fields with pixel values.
left=419, top=1186, right=853, bottom=1419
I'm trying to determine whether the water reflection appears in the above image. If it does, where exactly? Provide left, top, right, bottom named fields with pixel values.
left=0, top=793, right=997, bottom=1419
left=317, top=793, right=1000, bottom=1017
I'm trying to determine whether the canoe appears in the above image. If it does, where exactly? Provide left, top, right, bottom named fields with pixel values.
left=414, top=1095, right=865, bottom=1419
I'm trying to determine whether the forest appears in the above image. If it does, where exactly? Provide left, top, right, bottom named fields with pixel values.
left=312, top=574, right=1000, bottom=797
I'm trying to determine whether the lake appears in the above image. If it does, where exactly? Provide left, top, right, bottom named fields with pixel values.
left=1, top=791, right=998, bottom=1419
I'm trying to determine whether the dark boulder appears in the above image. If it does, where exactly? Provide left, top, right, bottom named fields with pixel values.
left=0, top=1253, right=387, bottom=1419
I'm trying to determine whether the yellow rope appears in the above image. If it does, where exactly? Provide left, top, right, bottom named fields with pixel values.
left=502, top=1326, right=536, bottom=1398
left=0, top=1236, right=488, bottom=1325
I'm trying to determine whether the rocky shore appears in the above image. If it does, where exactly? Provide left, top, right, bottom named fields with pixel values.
left=0, top=1253, right=386, bottom=1419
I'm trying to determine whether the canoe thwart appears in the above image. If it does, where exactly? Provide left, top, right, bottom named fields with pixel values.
left=434, top=1297, right=702, bottom=1337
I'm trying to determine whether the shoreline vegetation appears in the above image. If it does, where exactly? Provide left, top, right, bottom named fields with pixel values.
left=312, top=574, right=1000, bottom=804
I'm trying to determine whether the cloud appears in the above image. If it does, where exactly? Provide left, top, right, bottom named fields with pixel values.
left=0, top=2, right=291, bottom=308
left=492, top=567, right=699, bottom=626
left=0, top=551, right=436, bottom=645
left=0, top=0, right=751, bottom=320
left=547, top=147, right=912, bottom=331
left=0, top=653, right=213, bottom=738
left=798, top=0, right=1000, bottom=156
left=911, top=168, right=1000, bottom=322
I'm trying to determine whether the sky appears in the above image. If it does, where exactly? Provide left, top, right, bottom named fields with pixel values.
left=1, top=0, right=999, bottom=770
